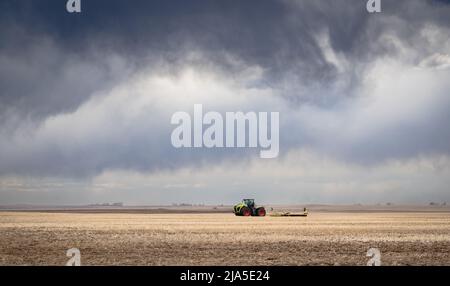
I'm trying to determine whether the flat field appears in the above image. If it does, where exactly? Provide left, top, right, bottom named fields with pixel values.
left=0, top=211, right=449, bottom=265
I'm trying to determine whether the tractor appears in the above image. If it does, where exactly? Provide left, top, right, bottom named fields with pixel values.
left=233, top=199, right=266, bottom=216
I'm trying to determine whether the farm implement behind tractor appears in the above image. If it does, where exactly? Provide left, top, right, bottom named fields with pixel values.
left=269, top=208, right=308, bottom=217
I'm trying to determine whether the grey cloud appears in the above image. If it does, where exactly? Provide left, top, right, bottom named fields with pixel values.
left=0, top=27, right=135, bottom=126
left=0, top=0, right=450, bottom=180
left=1, top=0, right=450, bottom=116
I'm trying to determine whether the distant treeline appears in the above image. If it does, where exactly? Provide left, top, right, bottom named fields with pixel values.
left=88, top=202, right=123, bottom=207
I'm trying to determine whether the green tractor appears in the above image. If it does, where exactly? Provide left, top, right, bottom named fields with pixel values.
left=233, top=199, right=266, bottom=216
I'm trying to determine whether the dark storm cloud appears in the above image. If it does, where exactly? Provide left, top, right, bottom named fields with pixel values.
left=1, top=0, right=338, bottom=117
left=1, top=0, right=449, bottom=116
left=0, top=0, right=450, bottom=179
left=1, top=0, right=450, bottom=115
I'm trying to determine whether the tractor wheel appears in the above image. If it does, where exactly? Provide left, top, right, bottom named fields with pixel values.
left=241, top=207, right=251, bottom=216
left=256, top=207, right=266, bottom=217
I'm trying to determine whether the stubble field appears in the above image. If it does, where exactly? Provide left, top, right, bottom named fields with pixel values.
left=0, top=211, right=449, bottom=265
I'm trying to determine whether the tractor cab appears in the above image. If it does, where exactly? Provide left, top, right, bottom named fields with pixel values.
left=243, top=199, right=255, bottom=208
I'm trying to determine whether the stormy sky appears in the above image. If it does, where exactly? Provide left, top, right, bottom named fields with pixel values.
left=1, top=0, right=450, bottom=205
